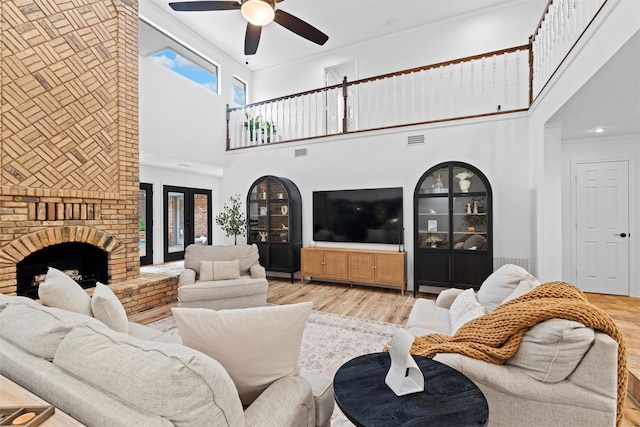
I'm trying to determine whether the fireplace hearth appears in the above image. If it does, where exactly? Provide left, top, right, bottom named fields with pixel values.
left=16, top=243, right=108, bottom=299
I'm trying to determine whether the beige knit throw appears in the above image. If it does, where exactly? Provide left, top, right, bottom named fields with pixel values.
left=409, top=282, right=628, bottom=427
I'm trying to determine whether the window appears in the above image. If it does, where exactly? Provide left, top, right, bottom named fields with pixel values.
left=233, top=76, right=247, bottom=106
left=150, top=49, right=218, bottom=93
left=139, top=18, right=219, bottom=94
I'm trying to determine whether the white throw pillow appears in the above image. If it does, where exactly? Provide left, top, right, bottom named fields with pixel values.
left=38, top=267, right=92, bottom=316
left=501, top=278, right=541, bottom=304
left=448, top=289, right=486, bottom=334
left=172, top=302, right=313, bottom=405
left=213, top=260, right=241, bottom=280
left=476, top=264, right=537, bottom=312
left=91, top=282, right=129, bottom=334
left=199, top=260, right=214, bottom=281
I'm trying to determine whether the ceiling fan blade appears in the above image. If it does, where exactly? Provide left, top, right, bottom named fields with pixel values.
left=273, top=9, right=328, bottom=46
left=245, top=23, right=262, bottom=55
left=169, top=1, right=240, bottom=12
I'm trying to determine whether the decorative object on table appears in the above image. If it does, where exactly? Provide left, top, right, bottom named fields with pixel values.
left=259, top=206, right=267, bottom=216
left=281, top=205, right=288, bottom=215
left=309, top=240, right=316, bottom=247
left=258, top=191, right=267, bottom=200
left=454, top=170, right=474, bottom=193
left=258, top=231, right=267, bottom=242
left=466, top=202, right=472, bottom=214
left=427, top=220, right=437, bottom=232
left=428, top=208, right=436, bottom=214
left=432, top=173, right=444, bottom=192
left=215, top=194, right=246, bottom=245
left=277, top=193, right=284, bottom=199
left=384, top=329, right=424, bottom=396
left=280, top=231, right=288, bottom=242
left=473, top=199, right=478, bottom=214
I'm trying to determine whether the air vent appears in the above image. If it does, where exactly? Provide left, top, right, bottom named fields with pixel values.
left=407, top=135, right=425, bottom=145
left=294, top=148, right=307, bottom=157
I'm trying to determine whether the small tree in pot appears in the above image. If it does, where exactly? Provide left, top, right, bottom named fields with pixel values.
left=215, top=194, right=246, bottom=245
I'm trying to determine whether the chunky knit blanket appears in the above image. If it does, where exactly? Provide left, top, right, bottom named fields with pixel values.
left=409, top=282, right=628, bottom=426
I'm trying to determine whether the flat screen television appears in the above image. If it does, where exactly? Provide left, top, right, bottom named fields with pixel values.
left=313, top=187, right=403, bottom=244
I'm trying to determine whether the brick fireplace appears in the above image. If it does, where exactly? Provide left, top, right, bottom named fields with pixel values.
left=0, top=1, right=176, bottom=311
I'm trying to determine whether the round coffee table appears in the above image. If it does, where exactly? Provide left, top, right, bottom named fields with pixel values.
left=333, top=352, right=488, bottom=426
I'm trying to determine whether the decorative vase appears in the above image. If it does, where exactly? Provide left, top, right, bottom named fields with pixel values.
left=430, top=242, right=437, bottom=248
left=458, top=179, right=471, bottom=193
left=281, top=205, right=288, bottom=215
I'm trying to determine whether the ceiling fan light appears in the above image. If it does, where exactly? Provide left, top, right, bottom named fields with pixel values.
left=241, top=0, right=275, bottom=26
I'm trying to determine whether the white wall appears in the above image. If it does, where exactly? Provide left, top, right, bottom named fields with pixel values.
left=527, top=0, right=640, bottom=294
left=252, top=0, right=546, bottom=101
left=221, top=114, right=531, bottom=290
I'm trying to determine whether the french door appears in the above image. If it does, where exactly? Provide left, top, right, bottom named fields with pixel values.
left=139, top=183, right=154, bottom=265
left=163, top=186, right=212, bottom=261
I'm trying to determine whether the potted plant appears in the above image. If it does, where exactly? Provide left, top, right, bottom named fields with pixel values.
left=215, top=194, right=246, bottom=245
left=263, top=120, right=276, bottom=143
left=244, top=113, right=261, bottom=142
left=424, top=234, right=442, bottom=248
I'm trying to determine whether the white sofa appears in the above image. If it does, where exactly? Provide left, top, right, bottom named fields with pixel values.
left=405, top=264, right=620, bottom=427
left=0, top=266, right=334, bottom=427
left=178, top=244, right=269, bottom=309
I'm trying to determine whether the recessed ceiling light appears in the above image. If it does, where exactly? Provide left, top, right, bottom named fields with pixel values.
left=591, top=127, right=606, bottom=133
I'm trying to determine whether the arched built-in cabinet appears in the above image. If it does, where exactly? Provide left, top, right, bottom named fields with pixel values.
left=247, top=176, right=302, bottom=282
left=413, top=162, right=492, bottom=295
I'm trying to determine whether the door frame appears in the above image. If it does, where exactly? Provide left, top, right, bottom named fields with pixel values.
left=569, top=159, right=632, bottom=295
left=163, top=185, right=212, bottom=262
left=139, top=183, right=154, bottom=265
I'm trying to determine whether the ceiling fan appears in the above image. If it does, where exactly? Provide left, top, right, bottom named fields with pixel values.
left=168, top=0, right=329, bottom=55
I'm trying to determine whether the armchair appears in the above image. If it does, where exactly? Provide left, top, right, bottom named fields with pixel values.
left=178, top=244, right=269, bottom=310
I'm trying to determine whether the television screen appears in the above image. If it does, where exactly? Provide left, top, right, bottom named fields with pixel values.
left=313, top=187, right=403, bottom=244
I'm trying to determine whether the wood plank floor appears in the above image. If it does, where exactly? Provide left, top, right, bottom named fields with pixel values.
left=129, top=277, right=640, bottom=426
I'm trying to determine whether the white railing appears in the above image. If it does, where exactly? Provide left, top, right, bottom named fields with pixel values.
left=531, top=0, right=607, bottom=99
left=227, top=0, right=607, bottom=150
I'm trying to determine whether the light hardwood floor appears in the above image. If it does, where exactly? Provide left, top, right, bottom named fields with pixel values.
left=129, top=278, right=640, bottom=426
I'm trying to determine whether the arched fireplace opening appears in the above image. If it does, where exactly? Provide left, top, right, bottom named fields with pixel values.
left=16, top=243, right=108, bottom=299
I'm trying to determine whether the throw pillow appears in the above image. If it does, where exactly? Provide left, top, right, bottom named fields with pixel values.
left=501, top=278, right=541, bottom=304
left=213, top=260, right=241, bottom=280
left=506, top=319, right=595, bottom=382
left=38, top=267, right=93, bottom=316
left=448, top=289, right=486, bottom=334
left=199, top=260, right=214, bottom=281
left=172, top=302, right=313, bottom=405
left=91, top=282, right=129, bottom=334
left=476, top=264, right=537, bottom=312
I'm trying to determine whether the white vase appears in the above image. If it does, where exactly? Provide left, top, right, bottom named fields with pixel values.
left=458, top=179, right=471, bottom=193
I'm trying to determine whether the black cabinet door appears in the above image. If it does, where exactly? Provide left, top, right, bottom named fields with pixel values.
left=413, top=162, right=492, bottom=295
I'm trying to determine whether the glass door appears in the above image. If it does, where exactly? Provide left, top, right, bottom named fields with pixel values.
left=163, top=186, right=212, bottom=261
left=139, top=183, right=153, bottom=265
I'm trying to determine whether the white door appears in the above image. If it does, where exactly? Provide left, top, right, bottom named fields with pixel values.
left=575, top=161, right=629, bottom=295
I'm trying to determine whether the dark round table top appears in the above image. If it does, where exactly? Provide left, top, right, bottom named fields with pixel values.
left=333, top=352, right=488, bottom=427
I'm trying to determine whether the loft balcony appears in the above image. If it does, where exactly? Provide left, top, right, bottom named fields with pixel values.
left=226, top=0, right=608, bottom=150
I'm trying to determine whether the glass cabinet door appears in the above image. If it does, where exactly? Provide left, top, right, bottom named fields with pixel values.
left=269, top=179, right=289, bottom=243
left=248, top=178, right=268, bottom=243
left=414, top=162, right=492, bottom=293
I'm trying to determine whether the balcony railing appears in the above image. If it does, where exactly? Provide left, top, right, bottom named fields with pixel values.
left=227, top=0, right=607, bottom=150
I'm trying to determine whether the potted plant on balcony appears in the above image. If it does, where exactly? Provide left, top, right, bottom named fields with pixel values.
left=215, top=194, right=246, bottom=245
left=244, top=113, right=261, bottom=142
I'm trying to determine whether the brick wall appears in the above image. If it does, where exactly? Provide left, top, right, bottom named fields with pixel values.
left=0, top=1, right=140, bottom=295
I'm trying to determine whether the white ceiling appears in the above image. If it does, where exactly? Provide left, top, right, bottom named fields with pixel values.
left=142, top=0, right=639, bottom=143
left=144, top=0, right=540, bottom=71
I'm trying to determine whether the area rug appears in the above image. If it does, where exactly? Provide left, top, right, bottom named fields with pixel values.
left=148, top=310, right=402, bottom=426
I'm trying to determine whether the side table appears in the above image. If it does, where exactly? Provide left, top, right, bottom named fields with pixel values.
left=333, top=352, right=488, bottom=426
left=0, top=375, right=85, bottom=426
